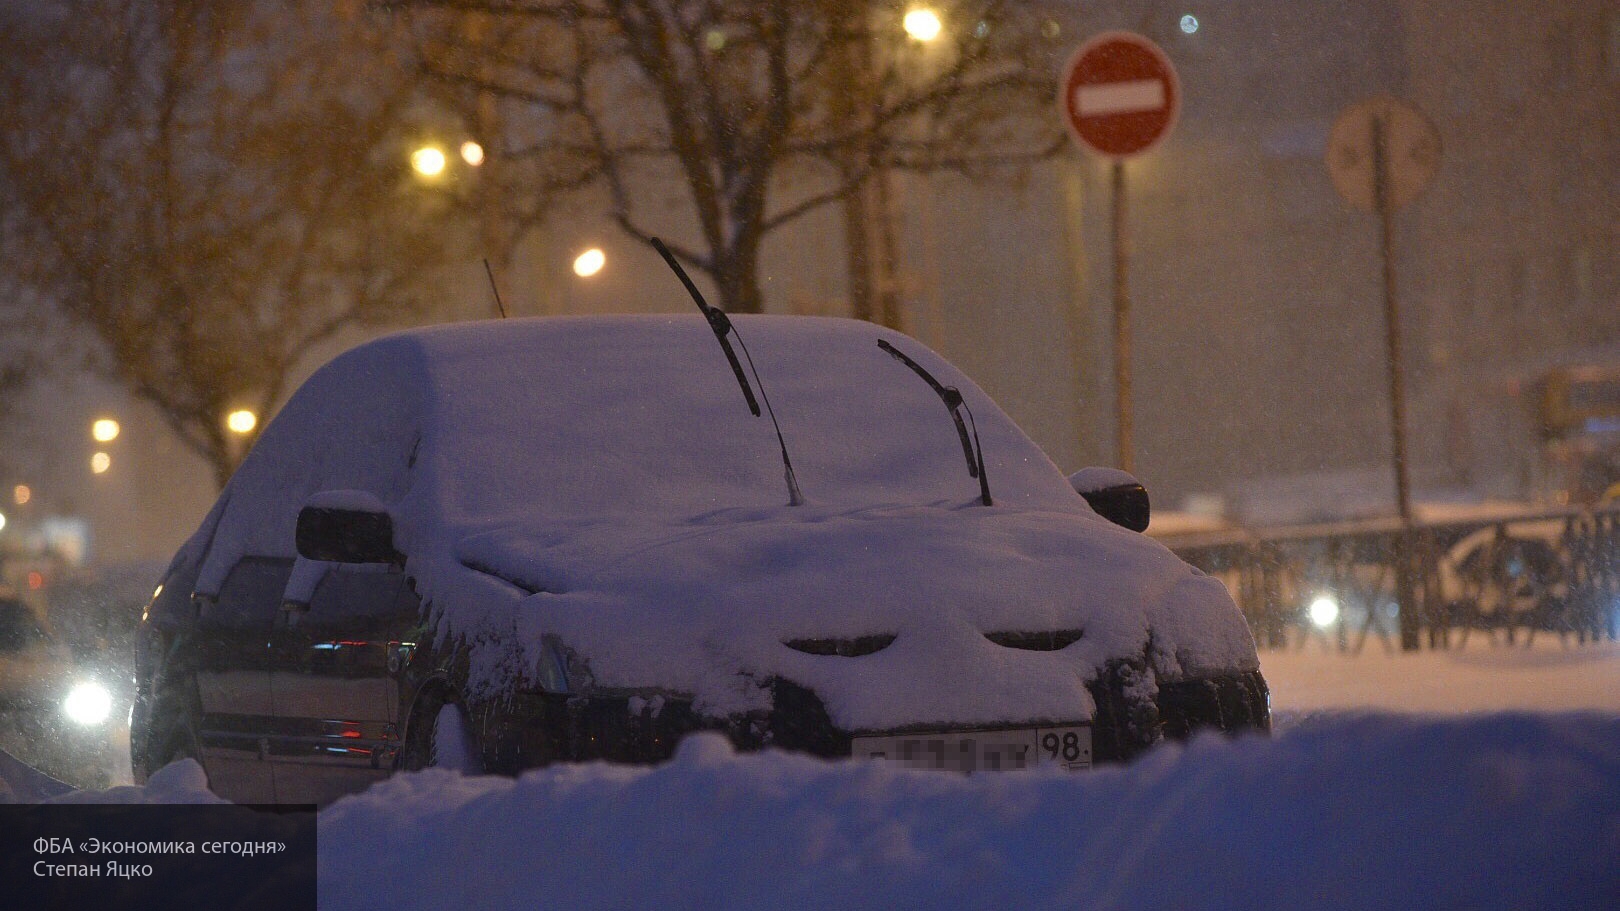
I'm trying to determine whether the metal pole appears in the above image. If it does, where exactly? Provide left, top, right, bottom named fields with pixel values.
left=1058, top=158, right=1096, bottom=467
left=1111, top=159, right=1133, bottom=474
left=1373, top=112, right=1420, bottom=650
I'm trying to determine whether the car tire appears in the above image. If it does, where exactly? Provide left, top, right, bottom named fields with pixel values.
left=400, top=687, right=483, bottom=774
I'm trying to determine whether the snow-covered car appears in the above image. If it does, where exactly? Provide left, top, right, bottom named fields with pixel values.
left=131, top=314, right=1267, bottom=805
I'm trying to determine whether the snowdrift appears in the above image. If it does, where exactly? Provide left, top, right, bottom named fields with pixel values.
left=12, top=714, right=1616, bottom=909
left=315, top=713, right=1618, bottom=910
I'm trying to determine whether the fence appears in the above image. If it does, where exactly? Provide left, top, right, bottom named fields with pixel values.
left=1165, top=506, right=1620, bottom=653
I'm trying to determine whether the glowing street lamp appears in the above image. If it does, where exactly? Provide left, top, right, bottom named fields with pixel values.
left=90, top=452, right=111, bottom=474
left=903, top=8, right=943, bottom=42
left=13, top=484, right=30, bottom=506
left=91, top=418, right=120, bottom=443
left=226, top=409, right=258, bottom=435
left=460, top=141, right=485, bottom=167
left=410, top=146, right=448, bottom=178
left=573, top=248, right=606, bottom=278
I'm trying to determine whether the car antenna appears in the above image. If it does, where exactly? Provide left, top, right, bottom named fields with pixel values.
left=483, top=258, right=508, bottom=319
left=651, top=237, right=804, bottom=507
left=877, top=339, right=992, bottom=506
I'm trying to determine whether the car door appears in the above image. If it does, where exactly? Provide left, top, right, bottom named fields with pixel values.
left=267, top=563, right=420, bottom=806
left=193, top=556, right=290, bottom=804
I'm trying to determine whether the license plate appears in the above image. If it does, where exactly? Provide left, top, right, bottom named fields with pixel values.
left=852, top=725, right=1091, bottom=773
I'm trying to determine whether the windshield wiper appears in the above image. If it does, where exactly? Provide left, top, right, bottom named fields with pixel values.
left=652, top=237, right=804, bottom=507
left=877, top=339, right=992, bottom=506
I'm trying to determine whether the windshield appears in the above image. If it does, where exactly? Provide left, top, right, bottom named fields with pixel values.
left=409, top=317, right=1076, bottom=521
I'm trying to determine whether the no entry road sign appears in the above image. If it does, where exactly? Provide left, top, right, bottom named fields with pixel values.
left=1061, top=31, right=1180, bottom=159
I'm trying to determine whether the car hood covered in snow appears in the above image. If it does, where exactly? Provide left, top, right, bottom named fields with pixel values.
left=458, top=503, right=1255, bottom=731
left=182, top=314, right=1258, bottom=731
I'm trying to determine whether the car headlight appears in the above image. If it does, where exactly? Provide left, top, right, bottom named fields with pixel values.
left=63, top=680, right=113, bottom=726
left=1308, top=594, right=1341, bottom=629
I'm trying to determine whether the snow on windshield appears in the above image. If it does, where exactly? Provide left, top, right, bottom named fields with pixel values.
left=415, top=314, right=1079, bottom=521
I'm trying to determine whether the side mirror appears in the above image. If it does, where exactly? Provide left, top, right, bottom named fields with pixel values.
left=295, top=491, right=401, bottom=565
left=1068, top=467, right=1151, bottom=533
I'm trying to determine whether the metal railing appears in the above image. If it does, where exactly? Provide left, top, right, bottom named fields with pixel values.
left=1165, top=506, right=1620, bottom=652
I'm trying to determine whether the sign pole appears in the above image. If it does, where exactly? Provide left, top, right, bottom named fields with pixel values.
left=1111, top=160, right=1133, bottom=474
left=1060, top=31, right=1178, bottom=474
left=1373, top=114, right=1420, bottom=651
left=1327, top=94, right=1439, bottom=651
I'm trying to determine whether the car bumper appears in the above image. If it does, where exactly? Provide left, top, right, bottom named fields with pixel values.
left=483, top=668, right=1270, bottom=774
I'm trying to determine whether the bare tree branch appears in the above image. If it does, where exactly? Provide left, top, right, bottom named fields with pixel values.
left=390, top=0, right=1069, bottom=317
left=0, top=0, right=470, bottom=488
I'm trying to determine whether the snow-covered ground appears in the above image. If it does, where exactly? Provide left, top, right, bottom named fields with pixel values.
left=5, top=640, right=1618, bottom=909
left=1264, top=638, right=1620, bottom=722
left=313, top=714, right=1617, bottom=911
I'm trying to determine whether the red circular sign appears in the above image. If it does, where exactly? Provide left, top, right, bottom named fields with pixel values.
left=1060, top=32, right=1180, bottom=158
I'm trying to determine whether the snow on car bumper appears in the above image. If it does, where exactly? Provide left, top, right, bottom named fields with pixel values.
left=485, top=669, right=1269, bottom=774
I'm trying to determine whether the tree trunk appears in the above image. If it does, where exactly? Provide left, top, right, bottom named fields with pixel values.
left=825, top=5, right=902, bottom=330
left=714, top=244, right=765, bottom=315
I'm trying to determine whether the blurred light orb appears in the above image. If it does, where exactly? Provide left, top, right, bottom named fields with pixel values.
left=64, top=681, right=112, bottom=726
left=573, top=248, right=606, bottom=278
left=1308, top=595, right=1341, bottom=628
left=90, top=452, right=111, bottom=474
left=903, top=9, right=942, bottom=42
left=1180, top=14, right=1200, bottom=34
left=705, top=28, right=727, bottom=51
left=91, top=418, right=120, bottom=443
left=27, top=571, right=42, bottom=590
left=460, top=141, right=485, bottom=167
left=411, top=146, right=447, bottom=177
left=12, top=484, right=29, bottom=506
left=226, top=409, right=258, bottom=435
left=0, top=510, right=6, bottom=533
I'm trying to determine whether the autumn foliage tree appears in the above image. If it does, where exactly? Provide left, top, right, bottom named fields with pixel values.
left=0, top=0, right=469, bottom=488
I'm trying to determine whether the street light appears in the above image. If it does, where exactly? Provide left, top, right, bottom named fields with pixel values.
left=12, top=485, right=29, bottom=506
left=573, top=248, right=606, bottom=278
left=460, top=141, right=485, bottom=167
left=410, top=145, right=448, bottom=178
left=90, top=452, right=111, bottom=474
left=91, top=418, right=120, bottom=443
left=903, top=8, right=942, bottom=42
left=226, top=409, right=258, bottom=435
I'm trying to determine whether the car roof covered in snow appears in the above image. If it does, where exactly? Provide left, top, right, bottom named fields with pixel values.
left=198, top=315, right=1082, bottom=583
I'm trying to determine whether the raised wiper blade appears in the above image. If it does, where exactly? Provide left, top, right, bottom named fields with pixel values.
left=652, top=237, right=802, bottom=506
left=877, top=339, right=992, bottom=506
left=652, top=238, right=759, bottom=416
left=877, top=340, right=976, bottom=476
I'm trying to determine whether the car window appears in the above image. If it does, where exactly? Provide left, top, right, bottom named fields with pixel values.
left=0, top=600, right=48, bottom=652
left=307, top=567, right=412, bottom=621
left=207, top=556, right=295, bottom=629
